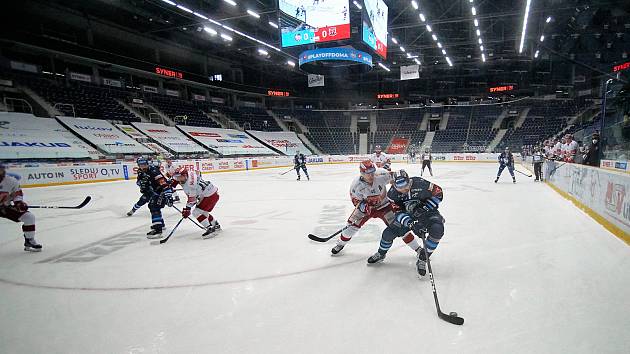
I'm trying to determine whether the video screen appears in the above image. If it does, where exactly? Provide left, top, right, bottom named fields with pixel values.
left=279, top=0, right=351, bottom=47
left=362, top=0, right=388, bottom=58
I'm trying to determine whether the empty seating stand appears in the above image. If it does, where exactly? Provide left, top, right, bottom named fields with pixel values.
left=147, top=95, right=220, bottom=128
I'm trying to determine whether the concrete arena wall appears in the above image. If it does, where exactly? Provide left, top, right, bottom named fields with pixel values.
left=8, top=153, right=503, bottom=188
left=522, top=158, right=630, bottom=246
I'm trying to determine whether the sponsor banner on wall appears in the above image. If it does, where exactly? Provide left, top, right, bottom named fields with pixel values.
left=178, top=126, right=276, bottom=156
left=387, top=137, right=409, bottom=154
left=144, top=142, right=171, bottom=155
left=165, top=89, right=180, bottom=97
left=115, top=124, right=147, bottom=140
left=0, top=112, right=91, bottom=159
left=11, top=164, right=128, bottom=186
left=547, top=161, right=630, bottom=236
left=10, top=61, right=38, bottom=73
left=70, top=72, right=92, bottom=83
left=193, top=94, right=206, bottom=101
left=102, top=78, right=122, bottom=88
left=400, top=65, right=419, bottom=81
left=57, top=116, right=152, bottom=154
left=601, top=159, right=629, bottom=172
left=132, top=122, right=206, bottom=153
left=308, top=74, right=325, bottom=87
left=246, top=130, right=310, bottom=155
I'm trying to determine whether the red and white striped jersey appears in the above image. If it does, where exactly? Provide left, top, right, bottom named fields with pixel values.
left=0, top=175, right=24, bottom=207
left=349, top=168, right=392, bottom=210
left=181, top=171, right=218, bottom=208
left=370, top=153, right=391, bottom=169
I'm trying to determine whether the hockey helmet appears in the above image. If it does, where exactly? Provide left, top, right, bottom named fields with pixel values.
left=137, top=157, right=149, bottom=167
left=374, top=145, right=382, bottom=153
left=393, top=170, right=411, bottom=191
left=360, top=160, right=376, bottom=175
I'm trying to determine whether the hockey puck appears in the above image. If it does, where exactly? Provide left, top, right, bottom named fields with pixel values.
left=449, top=312, right=458, bottom=317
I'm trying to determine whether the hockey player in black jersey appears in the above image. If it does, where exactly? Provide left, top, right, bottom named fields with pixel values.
left=367, top=170, right=445, bottom=276
left=134, top=157, right=174, bottom=238
left=495, top=147, right=516, bottom=183
left=127, top=159, right=153, bottom=216
left=294, top=151, right=309, bottom=181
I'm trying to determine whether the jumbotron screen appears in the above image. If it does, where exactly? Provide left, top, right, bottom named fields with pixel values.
left=279, top=0, right=351, bottom=47
left=362, top=0, right=388, bottom=58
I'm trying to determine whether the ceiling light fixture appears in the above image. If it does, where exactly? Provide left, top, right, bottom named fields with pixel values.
left=411, top=1, right=419, bottom=10
left=378, top=62, right=391, bottom=71
left=519, top=0, right=532, bottom=53
left=247, top=10, right=260, bottom=18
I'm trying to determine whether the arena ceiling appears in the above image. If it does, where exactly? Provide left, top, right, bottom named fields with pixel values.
left=3, top=0, right=630, bottom=97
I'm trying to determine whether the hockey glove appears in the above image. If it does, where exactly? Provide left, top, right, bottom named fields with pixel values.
left=14, top=201, right=28, bottom=212
left=422, top=196, right=441, bottom=212
left=182, top=207, right=191, bottom=219
left=411, top=220, right=427, bottom=236
left=162, top=188, right=174, bottom=207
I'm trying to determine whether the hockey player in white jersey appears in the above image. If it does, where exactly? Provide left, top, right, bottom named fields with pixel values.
left=331, top=160, right=394, bottom=255
left=0, top=163, right=41, bottom=251
left=163, top=157, right=180, bottom=202
left=172, top=167, right=221, bottom=238
left=370, top=145, right=391, bottom=171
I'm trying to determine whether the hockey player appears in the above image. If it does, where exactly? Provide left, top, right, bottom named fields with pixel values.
left=135, top=157, right=173, bottom=238
left=172, top=167, right=221, bottom=238
left=0, top=163, right=41, bottom=252
left=532, top=146, right=545, bottom=181
left=294, top=151, right=309, bottom=181
left=370, top=145, right=391, bottom=171
left=331, top=160, right=394, bottom=255
left=420, top=148, right=433, bottom=177
left=163, top=157, right=180, bottom=202
left=495, top=147, right=516, bottom=183
left=367, top=170, right=445, bottom=276
left=564, top=134, right=579, bottom=163
left=127, top=160, right=153, bottom=216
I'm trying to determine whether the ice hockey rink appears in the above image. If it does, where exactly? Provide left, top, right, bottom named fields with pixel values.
left=1, top=162, right=629, bottom=354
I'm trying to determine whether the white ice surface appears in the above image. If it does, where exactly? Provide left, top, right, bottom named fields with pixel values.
left=1, top=163, right=629, bottom=354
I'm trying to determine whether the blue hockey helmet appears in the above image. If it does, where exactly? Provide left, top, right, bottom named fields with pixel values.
left=393, top=170, right=411, bottom=190
left=137, top=157, right=149, bottom=167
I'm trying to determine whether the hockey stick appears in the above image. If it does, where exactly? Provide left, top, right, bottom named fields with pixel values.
left=279, top=167, right=295, bottom=175
left=170, top=205, right=206, bottom=230
left=307, top=203, right=360, bottom=242
left=308, top=224, right=351, bottom=242
left=417, top=229, right=464, bottom=326
left=549, top=162, right=567, bottom=175
left=514, top=169, right=532, bottom=178
left=30, top=196, right=92, bottom=209
left=151, top=217, right=185, bottom=245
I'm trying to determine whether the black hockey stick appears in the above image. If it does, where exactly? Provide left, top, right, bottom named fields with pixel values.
left=308, top=225, right=351, bottom=242
left=418, top=230, right=464, bottom=326
left=30, top=196, right=92, bottom=209
left=514, top=169, right=533, bottom=178
left=549, top=162, right=567, bottom=175
left=170, top=205, right=206, bottom=230
left=280, top=167, right=295, bottom=175
left=152, top=217, right=185, bottom=245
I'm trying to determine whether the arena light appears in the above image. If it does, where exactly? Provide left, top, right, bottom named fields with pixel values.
left=411, top=1, right=419, bottom=10
left=419, top=13, right=426, bottom=22
left=480, top=45, right=484, bottom=51
left=534, top=50, right=539, bottom=58
left=247, top=10, right=260, bottom=19
left=392, top=37, right=398, bottom=44
left=223, top=0, right=237, bottom=6
left=353, top=1, right=362, bottom=10
left=478, top=38, right=482, bottom=44
left=445, top=57, right=453, bottom=66
left=193, top=12, right=208, bottom=20
left=407, top=53, right=418, bottom=58
left=287, top=60, right=296, bottom=67
left=268, top=21, right=278, bottom=29
left=176, top=4, right=193, bottom=13
left=220, top=33, right=233, bottom=41
left=546, top=16, right=552, bottom=23
left=471, top=7, right=476, bottom=16
left=258, top=48, right=269, bottom=56
left=469, top=0, right=473, bottom=2
left=519, top=0, right=532, bottom=53
left=426, top=25, right=432, bottom=32
left=481, top=53, right=486, bottom=62
left=378, top=62, right=391, bottom=72
left=432, top=34, right=437, bottom=41
left=414, top=58, right=421, bottom=65
left=203, top=27, right=217, bottom=35
left=437, top=42, right=442, bottom=48
left=540, top=35, right=545, bottom=42
left=399, top=46, right=406, bottom=52
left=476, top=29, right=481, bottom=36
left=161, top=0, right=176, bottom=5
left=474, top=18, right=479, bottom=27
left=441, top=49, right=446, bottom=55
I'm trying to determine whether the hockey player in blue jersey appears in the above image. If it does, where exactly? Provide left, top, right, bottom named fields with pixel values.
left=127, top=158, right=153, bottom=216
left=367, top=170, right=445, bottom=276
left=495, top=147, right=516, bottom=183
left=294, top=151, right=310, bottom=181
left=134, top=157, right=174, bottom=238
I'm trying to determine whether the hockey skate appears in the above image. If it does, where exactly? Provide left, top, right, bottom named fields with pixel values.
left=146, top=228, right=163, bottom=239
left=416, top=249, right=427, bottom=276
left=367, top=251, right=386, bottom=264
left=513, top=177, right=516, bottom=184
left=202, top=222, right=221, bottom=239
left=297, top=176, right=301, bottom=181
left=24, top=238, right=42, bottom=252
left=331, top=244, right=344, bottom=255
left=494, top=177, right=498, bottom=183
left=126, top=208, right=136, bottom=216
